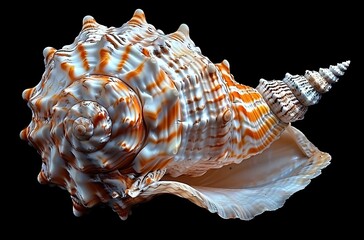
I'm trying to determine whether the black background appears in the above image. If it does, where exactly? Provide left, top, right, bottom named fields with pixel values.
left=9, top=1, right=360, bottom=237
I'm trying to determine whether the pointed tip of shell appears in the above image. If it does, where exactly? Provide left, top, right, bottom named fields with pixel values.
left=129, top=8, right=146, bottom=25
left=72, top=206, right=84, bottom=217
left=222, top=59, right=230, bottom=69
left=43, top=47, right=56, bottom=64
left=19, top=128, right=28, bottom=141
left=216, top=59, right=231, bottom=74
left=83, top=15, right=96, bottom=24
left=82, top=15, right=98, bottom=30
left=319, top=60, right=350, bottom=84
left=343, top=60, right=350, bottom=66
left=177, top=23, right=190, bottom=36
left=336, top=60, right=351, bottom=71
left=37, top=171, right=48, bottom=184
left=207, top=63, right=216, bottom=74
left=217, top=59, right=230, bottom=74
left=22, top=88, right=33, bottom=101
left=256, top=60, right=352, bottom=123
left=43, top=47, right=56, bottom=58
left=134, top=8, right=145, bottom=16
left=336, top=60, right=351, bottom=72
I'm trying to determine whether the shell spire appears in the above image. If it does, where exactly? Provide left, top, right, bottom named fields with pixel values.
left=256, top=61, right=350, bottom=123
left=177, top=23, right=190, bottom=37
left=43, top=47, right=56, bottom=65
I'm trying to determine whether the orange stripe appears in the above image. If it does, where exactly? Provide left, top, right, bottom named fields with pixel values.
left=93, top=112, right=106, bottom=126
left=169, top=32, right=185, bottom=42
left=211, top=130, right=230, bottom=139
left=151, top=130, right=178, bottom=144
left=206, top=84, right=222, bottom=93
left=207, top=94, right=225, bottom=104
left=34, top=98, right=42, bottom=111
left=146, top=70, right=165, bottom=92
left=231, top=91, right=241, bottom=100
left=166, top=101, right=180, bottom=130
left=246, top=145, right=266, bottom=155
left=56, top=52, right=71, bottom=57
left=82, top=19, right=97, bottom=30
left=22, top=88, right=34, bottom=101
left=77, top=44, right=89, bottom=71
left=244, top=128, right=263, bottom=141
left=233, top=134, right=264, bottom=155
left=98, top=49, right=110, bottom=73
left=117, top=45, right=132, bottom=71
left=82, top=23, right=95, bottom=30
left=231, top=123, right=286, bottom=157
left=151, top=132, right=174, bottom=145
left=125, top=61, right=145, bottom=81
left=61, top=62, right=76, bottom=81
left=45, top=49, right=56, bottom=63
left=220, top=71, right=235, bottom=87
left=246, top=133, right=280, bottom=155
left=115, top=81, right=131, bottom=93
left=240, top=92, right=263, bottom=103
left=236, top=104, right=270, bottom=123
left=69, top=66, right=76, bottom=80
left=148, top=101, right=181, bottom=144
left=144, top=106, right=161, bottom=121
left=128, top=12, right=146, bottom=26
left=216, top=62, right=229, bottom=73
left=142, top=48, right=151, bottom=57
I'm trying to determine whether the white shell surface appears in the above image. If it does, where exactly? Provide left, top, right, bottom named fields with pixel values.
left=144, top=125, right=331, bottom=220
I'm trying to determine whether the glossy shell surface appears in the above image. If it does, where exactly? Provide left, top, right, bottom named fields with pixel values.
left=20, top=9, right=350, bottom=220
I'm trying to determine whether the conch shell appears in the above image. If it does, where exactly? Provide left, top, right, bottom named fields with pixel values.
left=20, top=9, right=350, bottom=220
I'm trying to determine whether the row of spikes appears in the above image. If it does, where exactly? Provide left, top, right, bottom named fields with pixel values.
left=256, top=61, right=350, bottom=123
left=82, top=8, right=192, bottom=36
left=41, top=9, right=195, bottom=68
left=21, top=9, right=197, bottom=105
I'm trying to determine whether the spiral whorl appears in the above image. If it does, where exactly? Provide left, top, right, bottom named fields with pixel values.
left=256, top=61, right=350, bottom=123
left=73, top=117, right=94, bottom=141
left=56, top=76, right=145, bottom=172
left=64, top=101, right=112, bottom=153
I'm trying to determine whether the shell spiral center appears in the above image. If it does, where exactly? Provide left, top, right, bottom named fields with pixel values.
left=73, top=117, right=93, bottom=140
left=65, top=101, right=112, bottom=153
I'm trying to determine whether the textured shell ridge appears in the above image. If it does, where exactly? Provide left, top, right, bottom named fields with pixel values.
left=20, top=8, right=350, bottom=221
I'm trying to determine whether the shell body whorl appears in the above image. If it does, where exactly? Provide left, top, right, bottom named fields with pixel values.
left=20, top=9, right=350, bottom=220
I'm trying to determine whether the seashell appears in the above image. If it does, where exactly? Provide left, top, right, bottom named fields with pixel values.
left=20, top=9, right=350, bottom=220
